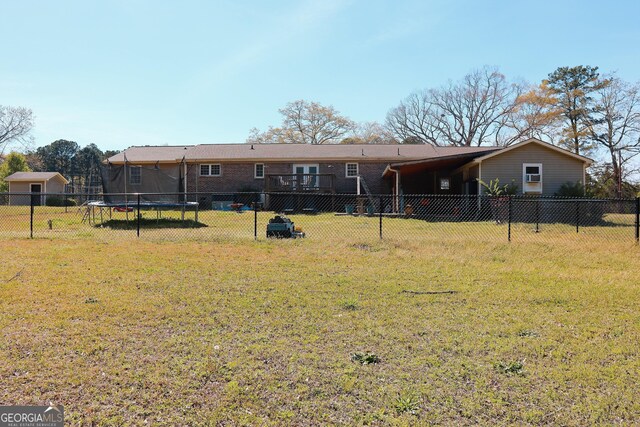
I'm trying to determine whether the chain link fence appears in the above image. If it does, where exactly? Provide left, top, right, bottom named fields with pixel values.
left=0, top=192, right=638, bottom=245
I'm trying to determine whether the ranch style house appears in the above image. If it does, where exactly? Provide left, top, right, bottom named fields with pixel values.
left=103, top=138, right=591, bottom=206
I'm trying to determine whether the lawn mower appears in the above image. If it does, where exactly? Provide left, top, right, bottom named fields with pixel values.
left=266, top=214, right=305, bottom=238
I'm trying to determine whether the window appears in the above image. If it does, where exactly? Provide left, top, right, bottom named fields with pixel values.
left=346, top=163, right=359, bottom=178
left=129, top=166, right=141, bottom=185
left=522, top=163, right=542, bottom=193
left=440, top=178, right=450, bottom=190
left=255, top=163, right=265, bottom=179
left=200, top=164, right=222, bottom=176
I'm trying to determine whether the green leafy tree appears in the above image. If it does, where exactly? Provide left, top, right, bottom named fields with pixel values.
left=75, top=143, right=104, bottom=188
left=0, top=152, right=31, bottom=192
left=35, top=139, right=79, bottom=180
left=545, top=65, right=608, bottom=155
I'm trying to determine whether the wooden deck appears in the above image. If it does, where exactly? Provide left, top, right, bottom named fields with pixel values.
left=265, top=174, right=336, bottom=193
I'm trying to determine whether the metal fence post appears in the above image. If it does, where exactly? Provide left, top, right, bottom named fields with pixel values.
left=30, top=193, right=34, bottom=239
left=575, top=199, right=580, bottom=233
left=254, top=198, right=258, bottom=240
left=379, top=195, right=383, bottom=239
left=535, top=199, right=540, bottom=233
left=136, top=194, right=141, bottom=238
left=636, top=197, right=640, bottom=243
left=507, top=195, right=512, bottom=242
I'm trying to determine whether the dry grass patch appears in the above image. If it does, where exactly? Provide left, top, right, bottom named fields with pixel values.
left=0, top=236, right=638, bottom=425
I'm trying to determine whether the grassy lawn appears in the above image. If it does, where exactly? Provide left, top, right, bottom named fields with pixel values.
left=0, top=206, right=637, bottom=245
left=0, top=233, right=639, bottom=425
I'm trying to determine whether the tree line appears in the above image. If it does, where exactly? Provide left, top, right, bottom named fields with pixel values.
left=2, top=64, right=639, bottom=196
left=247, top=65, right=640, bottom=197
left=0, top=138, right=118, bottom=193
left=1, top=106, right=119, bottom=192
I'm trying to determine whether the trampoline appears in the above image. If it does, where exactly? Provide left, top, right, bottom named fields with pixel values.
left=83, top=200, right=199, bottom=225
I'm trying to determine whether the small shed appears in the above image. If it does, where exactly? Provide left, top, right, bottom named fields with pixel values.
left=4, top=172, right=69, bottom=206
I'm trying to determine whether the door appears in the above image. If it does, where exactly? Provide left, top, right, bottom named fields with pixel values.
left=293, top=164, right=319, bottom=189
left=30, top=183, right=42, bottom=206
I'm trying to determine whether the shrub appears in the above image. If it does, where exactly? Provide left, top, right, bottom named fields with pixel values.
left=478, top=178, right=518, bottom=196
left=555, top=181, right=587, bottom=197
left=45, top=196, right=77, bottom=207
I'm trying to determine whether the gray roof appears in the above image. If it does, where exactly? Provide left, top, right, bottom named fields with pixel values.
left=107, top=145, right=193, bottom=163
left=107, top=143, right=499, bottom=163
left=4, top=172, right=69, bottom=183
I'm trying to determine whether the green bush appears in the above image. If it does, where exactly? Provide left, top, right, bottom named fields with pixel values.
left=555, top=181, right=587, bottom=197
left=45, top=196, right=77, bottom=207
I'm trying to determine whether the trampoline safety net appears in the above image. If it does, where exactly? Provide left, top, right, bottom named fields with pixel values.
left=100, top=163, right=184, bottom=203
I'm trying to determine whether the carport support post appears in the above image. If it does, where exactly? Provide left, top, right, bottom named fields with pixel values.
left=379, top=195, right=383, bottom=239
left=635, top=197, right=639, bottom=243
left=136, top=194, right=141, bottom=238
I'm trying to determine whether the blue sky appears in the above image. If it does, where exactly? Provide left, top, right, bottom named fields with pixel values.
left=2, top=0, right=640, bottom=152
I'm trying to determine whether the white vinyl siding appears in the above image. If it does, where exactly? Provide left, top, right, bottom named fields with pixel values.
left=480, top=143, right=584, bottom=196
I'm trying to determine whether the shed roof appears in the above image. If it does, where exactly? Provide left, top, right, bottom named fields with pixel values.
left=4, top=172, right=69, bottom=184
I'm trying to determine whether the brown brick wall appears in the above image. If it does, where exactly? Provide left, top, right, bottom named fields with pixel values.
left=187, top=161, right=391, bottom=195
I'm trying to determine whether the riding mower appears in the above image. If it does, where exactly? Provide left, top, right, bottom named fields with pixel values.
left=266, top=214, right=305, bottom=238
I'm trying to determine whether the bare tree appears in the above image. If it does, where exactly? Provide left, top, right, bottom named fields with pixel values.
left=341, top=121, right=398, bottom=144
left=0, top=105, right=34, bottom=155
left=247, top=126, right=286, bottom=144
left=248, top=100, right=355, bottom=144
left=385, top=67, right=534, bottom=146
left=501, top=82, right=564, bottom=145
left=587, top=76, right=640, bottom=197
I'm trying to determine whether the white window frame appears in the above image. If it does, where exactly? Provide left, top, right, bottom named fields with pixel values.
left=345, top=162, right=359, bottom=178
left=254, top=163, right=265, bottom=179
left=200, top=164, right=222, bottom=177
left=522, top=163, right=542, bottom=194
left=129, top=166, right=141, bottom=185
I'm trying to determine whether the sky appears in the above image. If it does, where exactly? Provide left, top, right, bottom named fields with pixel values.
left=2, top=0, right=640, bottom=152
